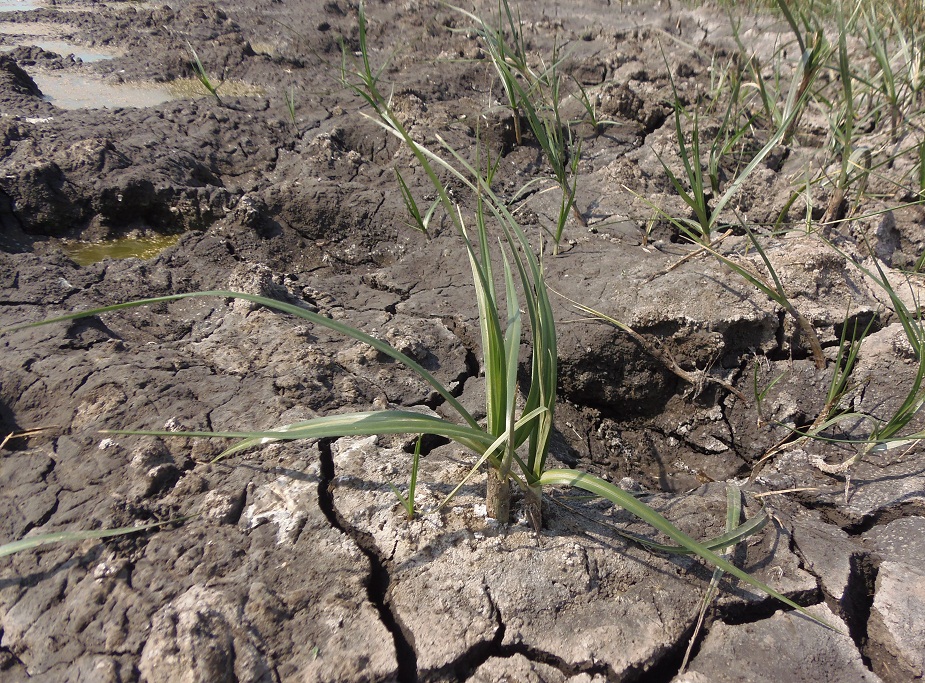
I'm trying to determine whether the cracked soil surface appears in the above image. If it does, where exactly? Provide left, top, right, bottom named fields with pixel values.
left=1, top=0, right=925, bottom=681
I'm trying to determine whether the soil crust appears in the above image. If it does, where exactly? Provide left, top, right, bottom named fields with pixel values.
left=1, top=0, right=924, bottom=681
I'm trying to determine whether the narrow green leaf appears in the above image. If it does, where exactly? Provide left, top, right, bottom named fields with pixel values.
left=539, top=468, right=839, bottom=631
left=104, top=410, right=497, bottom=458
left=0, top=518, right=186, bottom=558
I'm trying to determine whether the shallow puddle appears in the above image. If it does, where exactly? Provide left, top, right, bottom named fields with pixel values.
left=0, top=17, right=120, bottom=61
left=31, top=71, right=175, bottom=109
left=0, top=0, right=40, bottom=11
left=62, top=233, right=181, bottom=265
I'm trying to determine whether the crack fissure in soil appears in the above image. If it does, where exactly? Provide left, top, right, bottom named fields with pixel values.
left=446, top=640, right=613, bottom=683
left=800, top=500, right=925, bottom=535
left=0, top=629, right=28, bottom=672
left=842, top=552, right=879, bottom=670
left=624, top=621, right=700, bottom=683
left=716, top=588, right=824, bottom=626
left=21, top=496, right=59, bottom=539
left=316, top=438, right=418, bottom=683
left=422, top=587, right=507, bottom=682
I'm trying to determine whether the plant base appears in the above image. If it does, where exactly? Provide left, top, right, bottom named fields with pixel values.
left=487, top=470, right=511, bottom=524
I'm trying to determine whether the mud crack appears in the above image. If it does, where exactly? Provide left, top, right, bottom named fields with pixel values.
left=421, top=585, right=506, bottom=682
left=799, top=499, right=925, bottom=535
left=316, top=439, right=418, bottom=682
left=842, top=552, right=878, bottom=669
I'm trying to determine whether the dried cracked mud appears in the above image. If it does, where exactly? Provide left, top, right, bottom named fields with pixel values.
left=1, top=0, right=924, bottom=681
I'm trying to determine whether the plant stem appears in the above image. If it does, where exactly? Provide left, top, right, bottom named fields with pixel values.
left=487, top=469, right=511, bottom=523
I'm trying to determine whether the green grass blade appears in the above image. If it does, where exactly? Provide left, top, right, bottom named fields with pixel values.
left=539, top=468, right=838, bottom=630
left=106, top=410, right=496, bottom=456
left=0, top=518, right=186, bottom=558
left=499, top=248, right=522, bottom=478
left=395, top=167, right=430, bottom=236
left=627, top=506, right=767, bottom=554
left=774, top=0, right=806, bottom=54
left=461, top=216, right=506, bottom=436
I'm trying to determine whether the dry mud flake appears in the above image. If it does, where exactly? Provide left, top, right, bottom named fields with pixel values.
left=546, top=233, right=877, bottom=421
left=864, top=518, right=925, bottom=683
left=131, top=457, right=399, bottom=683
left=754, top=322, right=925, bottom=526
left=0, top=445, right=398, bottom=683
left=673, top=603, right=882, bottom=683
left=138, top=585, right=276, bottom=683
left=867, top=562, right=925, bottom=683
left=790, top=510, right=863, bottom=608
left=469, top=654, right=606, bottom=682
left=329, top=436, right=816, bottom=681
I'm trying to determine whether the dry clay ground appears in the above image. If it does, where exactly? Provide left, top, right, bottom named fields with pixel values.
left=0, top=0, right=924, bottom=681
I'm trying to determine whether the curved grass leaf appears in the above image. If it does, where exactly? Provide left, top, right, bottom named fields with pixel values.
left=104, top=410, right=497, bottom=457
left=539, top=468, right=839, bottom=631
left=0, top=518, right=185, bottom=558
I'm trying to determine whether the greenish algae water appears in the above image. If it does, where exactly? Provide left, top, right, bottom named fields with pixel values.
left=62, top=234, right=181, bottom=266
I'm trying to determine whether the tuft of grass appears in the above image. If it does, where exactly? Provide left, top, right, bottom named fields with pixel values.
left=389, top=436, right=422, bottom=520
left=186, top=42, right=224, bottom=104
left=812, top=246, right=925, bottom=467
left=725, top=0, right=829, bottom=144
left=285, top=85, right=298, bottom=130
left=394, top=167, right=438, bottom=238
left=820, top=3, right=862, bottom=226
left=570, top=77, right=620, bottom=134
left=453, top=0, right=586, bottom=252
left=647, top=27, right=819, bottom=246
left=772, top=0, right=831, bottom=144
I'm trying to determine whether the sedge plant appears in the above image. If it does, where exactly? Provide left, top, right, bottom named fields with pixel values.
left=569, top=77, right=620, bottom=135
left=285, top=85, right=298, bottom=131
left=764, top=0, right=833, bottom=144
left=0, top=1, right=837, bottom=630
left=653, top=48, right=755, bottom=244
left=453, top=0, right=586, bottom=252
left=820, top=6, right=862, bottom=225
left=389, top=436, right=423, bottom=520
left=645, top=35, right=822, bottom=246
left=728, top=0, right=830, bottom=143
left=859, top=4, right=925, bottom=141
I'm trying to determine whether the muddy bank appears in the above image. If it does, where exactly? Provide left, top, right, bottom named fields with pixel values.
left=2, top=0, right=925, bottom=681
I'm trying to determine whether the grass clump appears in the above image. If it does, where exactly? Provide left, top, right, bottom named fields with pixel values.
left=186, top=42, right=223, bottom=104
left=453, top=0, right=586, bottom=252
